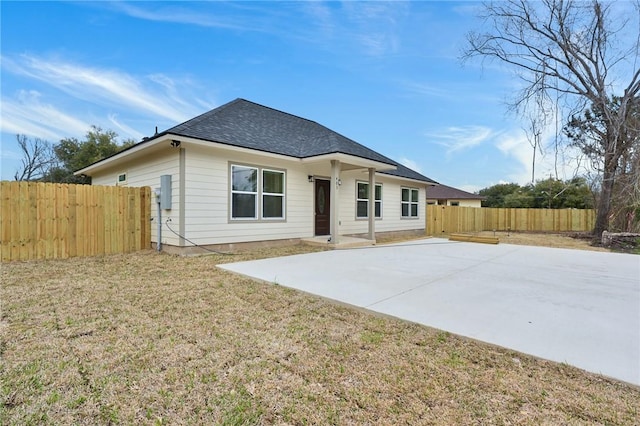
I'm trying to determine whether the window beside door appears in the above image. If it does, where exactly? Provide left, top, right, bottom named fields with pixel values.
left=356, top=181, right=382, bottom=219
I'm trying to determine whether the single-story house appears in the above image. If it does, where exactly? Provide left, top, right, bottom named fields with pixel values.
left=426, top=183, right=485, bottom=207
left=76, top=98, right=438, bottom=252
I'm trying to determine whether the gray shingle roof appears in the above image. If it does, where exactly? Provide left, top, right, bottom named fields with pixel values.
left=165, top=98, right=436, bottom=183
left=426, top=184, right=485, bottom=200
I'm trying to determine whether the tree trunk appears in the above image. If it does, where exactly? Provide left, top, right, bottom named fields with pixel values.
left=593, top=157, right=617, bottom=237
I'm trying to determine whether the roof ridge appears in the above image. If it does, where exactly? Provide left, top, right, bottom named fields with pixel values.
left=166, top=98, right=242, bottom=132
left=236, top=98, right=323, bottom=128
left=236, top=99, right=401, bottom=164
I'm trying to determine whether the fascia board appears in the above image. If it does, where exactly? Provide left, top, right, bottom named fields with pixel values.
left=75, top=137, right=167, bottom=176
left=301, top=153, right=396, bottom=171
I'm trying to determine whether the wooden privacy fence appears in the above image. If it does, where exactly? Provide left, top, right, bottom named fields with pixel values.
left=1, top=182, right=151, bottom=261
left=426, top=205, right=595, bottom=236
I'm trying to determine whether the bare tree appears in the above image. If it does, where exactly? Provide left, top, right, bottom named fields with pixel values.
left=463, top=0, right=640, bottom=237
left=13, top=135, right=56, bottom=181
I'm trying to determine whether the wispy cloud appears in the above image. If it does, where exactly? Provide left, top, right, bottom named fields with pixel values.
left=109, top=1, right=409, bottom=59
left=427, top=125, right=496, bottom=156
left=1, top=90, right=90, bottom=141
left=0, top=54, right=215, bottom=142
left=3, top=54, right=204, bottom=122
left=401, top=81, right=457, bottom=99
left=108, top=114, right=144, bottom=141
left=110, top=2, right=248, bottom=31
left=341, top=1, right=408, bottom=56
left=398, top=157, right=423, bottom=173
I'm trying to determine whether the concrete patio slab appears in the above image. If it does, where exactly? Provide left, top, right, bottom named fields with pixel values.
left=219, top=238, right=640, bottom=386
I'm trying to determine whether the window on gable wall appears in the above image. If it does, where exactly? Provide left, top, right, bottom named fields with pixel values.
left=401, top=187, right=419, bottom=218
left=230, top=164, right=285, bottom=220
left=356, top=181, right=382, bottom=219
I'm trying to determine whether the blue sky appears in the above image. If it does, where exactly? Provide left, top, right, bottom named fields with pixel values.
left=0, top=1, right=594, bottom=190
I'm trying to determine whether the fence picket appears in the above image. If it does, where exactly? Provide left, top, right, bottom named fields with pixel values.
left=426, top=205, right=595, bottom=235
left=0, top=182, right=151, bottom=261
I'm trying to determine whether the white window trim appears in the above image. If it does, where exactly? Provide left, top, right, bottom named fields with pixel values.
left=356, top=181, right=382, bottom=220
left=230, top=163, right=286, bottom=222
left=401, top=187, right=419, bottom=219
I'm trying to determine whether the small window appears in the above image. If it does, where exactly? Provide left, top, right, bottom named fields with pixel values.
left=450, top=201, right=460, bottom=206
left=116, top=173, right=127, bottom=186
left=401, top=187, right=419, bottom=218
left=356, top=181, right=382, bottom=219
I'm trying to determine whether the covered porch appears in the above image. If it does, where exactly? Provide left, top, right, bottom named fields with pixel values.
left=303, top=153, right=397, bottom=247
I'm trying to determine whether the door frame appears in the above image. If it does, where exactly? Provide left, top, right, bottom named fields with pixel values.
left=314, top=178, right=331, bottom=236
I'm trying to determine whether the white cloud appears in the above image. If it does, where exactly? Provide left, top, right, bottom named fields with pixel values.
left=458, top=184, right=483, bottom=194
left=401, top=81, right=454, bottom=99
left=427, top=125, right=496, bottom=156
left=4, top=54, right=204, bottom=123
left=398, top=157, right=422, bottom=173
left=108, top=114, right=144, bottom=141
left=495, top=130, right=536, bottom=184
left=494, top=127, right=588, bottom=184
left=341, top=2, right=407, bottom=56
left=0, top=54, right=216, bottom=143
left=110, top=2, right=247, bottom=30
left=1, top=90, right=90, bottom=141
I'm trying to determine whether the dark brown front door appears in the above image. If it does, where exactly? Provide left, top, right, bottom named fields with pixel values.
left=315, top=179, right=330, bottom=235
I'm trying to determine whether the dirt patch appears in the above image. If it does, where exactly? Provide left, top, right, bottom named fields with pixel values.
left=1, top=244, right=638, bottom=424
left=476, top=231, right=610, bottom=252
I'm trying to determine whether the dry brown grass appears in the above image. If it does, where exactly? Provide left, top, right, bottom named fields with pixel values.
left=2, top=242, right=638, bottom=425
left=476, top=231, right=609, bottom=252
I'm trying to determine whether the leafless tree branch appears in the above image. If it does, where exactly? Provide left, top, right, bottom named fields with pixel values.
left=13, top=135, right=56, bottom=181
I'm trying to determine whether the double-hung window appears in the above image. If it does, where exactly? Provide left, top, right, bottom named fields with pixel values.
left=231, top=164, right=285, bottom=220
left=262, top=169, right=285, bottom=219
left=231, top=165, right=258, bottom=219
left=401, top=187, right=419, bottom=218
left=356, top=181, right=382, bottom=219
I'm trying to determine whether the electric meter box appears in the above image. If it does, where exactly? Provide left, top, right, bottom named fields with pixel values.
left=160, top=175, right=172, bottom=210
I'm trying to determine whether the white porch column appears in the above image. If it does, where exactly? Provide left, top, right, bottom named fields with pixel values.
left=368, top=167, right=376, bottom=241
left=330, top=159, right=340, bottom=244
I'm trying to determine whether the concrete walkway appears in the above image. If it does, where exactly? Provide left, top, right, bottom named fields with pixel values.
left=219, top=238, right=640, bottom=386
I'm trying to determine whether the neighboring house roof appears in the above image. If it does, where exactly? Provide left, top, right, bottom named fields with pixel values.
left=80, top=98, right=436, bottom=184
left=426, top=184, right=485, bottom=200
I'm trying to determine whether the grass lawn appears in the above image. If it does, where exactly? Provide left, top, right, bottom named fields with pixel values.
left=2, top=238, right=639, bottom=425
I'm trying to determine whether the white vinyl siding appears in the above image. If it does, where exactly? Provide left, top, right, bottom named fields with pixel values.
left=182, top=147, right=310, bottom=245
left=89, top=143, right=427, bottom=247
left=89, top=150, right=181, bottom=246
left=338, top=172, right=425, bottom=235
